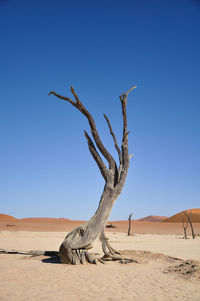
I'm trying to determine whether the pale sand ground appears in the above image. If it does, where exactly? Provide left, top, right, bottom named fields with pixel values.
left=0, top=231, right=200, bottom=301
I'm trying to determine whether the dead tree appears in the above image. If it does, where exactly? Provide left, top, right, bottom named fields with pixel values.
left=182, top=215, right=189, bottom=239
left=49, top=85, right=136, bottom=264
left=184, top=211, right=195, bottom=239
left=128, top=212, right=133, bottom=236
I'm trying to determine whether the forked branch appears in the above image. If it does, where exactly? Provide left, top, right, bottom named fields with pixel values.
left=49, top=85, right=136, bottom=186
left=49, top=87, right=116, bottom=171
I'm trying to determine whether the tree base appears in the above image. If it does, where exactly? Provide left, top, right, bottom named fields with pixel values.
left=58, top=231, right=136, bottom=265
left=59, top=243, right=97, bottom=265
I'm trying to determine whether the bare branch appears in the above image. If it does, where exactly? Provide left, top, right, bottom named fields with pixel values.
left=103, top=114, right=122, bottom=166
left=70, top=86, right=81, bottom=104
left=84, top=131, right=108, bottom=181
left=49, top=86, right=116, bottom=172
left=125, top=86, right=137, bottom=97
left=118, top=86, right=136, bottom=181
left=120, top=86, right=136, bottom=138
left=48, top=91, right=75, bottom=105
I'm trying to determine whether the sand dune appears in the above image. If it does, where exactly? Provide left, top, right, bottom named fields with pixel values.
left=1, top=213, right=200, bottom=235
left=163, top=209, right=200, bottom=223
left=0, top=213, right=16, bottom=220
left=0, top=214, right=80, bottom=232
left=137, top=215, right=168, bottom=222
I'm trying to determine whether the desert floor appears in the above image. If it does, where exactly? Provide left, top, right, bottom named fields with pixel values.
left=0, top=230, right=200, bottom=301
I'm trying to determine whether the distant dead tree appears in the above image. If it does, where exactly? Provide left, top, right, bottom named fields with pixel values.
left=128, top=212, right=133, bottom=236
left=182, top=215, right=189, bottom=239
left=184, top=211, right=195, bottom=239
left=49, top=85, right=136, bottom=264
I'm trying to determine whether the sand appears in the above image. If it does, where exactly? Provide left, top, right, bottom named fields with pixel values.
left=0, top=231, right=200, bottom=301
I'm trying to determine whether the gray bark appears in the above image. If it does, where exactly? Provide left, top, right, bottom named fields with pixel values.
left=49, top=85, right=136, bottom=264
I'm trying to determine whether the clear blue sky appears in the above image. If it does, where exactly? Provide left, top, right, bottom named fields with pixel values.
left=0, top=0, right=199, bottom=220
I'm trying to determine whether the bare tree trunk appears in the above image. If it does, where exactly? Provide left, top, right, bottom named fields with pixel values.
left=184, top=211, right=195, bottom=239
left=182, top=215, right=189, bottom=239
left=49, top=85, right=136, bottom=264
left=128, top=212, right=133, bottom=236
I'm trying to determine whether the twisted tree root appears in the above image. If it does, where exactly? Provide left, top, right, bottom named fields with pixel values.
left=100, top=231, right=121, bottom=256
left=100, top=232, right=137, bottom=264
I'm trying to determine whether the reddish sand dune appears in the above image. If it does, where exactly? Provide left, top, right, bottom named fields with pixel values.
left=162, top=209, right=200, bottom=223
left=0, top=213, right=200, bottom=235
left=0, top=214, right=83, bottom=232
left=137, top=215, right=168, bottom=222
left=0, top=214, right=16, bottom=221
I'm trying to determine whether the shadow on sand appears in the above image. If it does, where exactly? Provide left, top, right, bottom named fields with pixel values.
left=42, top=255, right=61, bottom=264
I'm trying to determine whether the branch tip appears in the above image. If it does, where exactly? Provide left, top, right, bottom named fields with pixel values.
left=120, top=86, right=137, bottom=100
left=125, top=85, right=137, bottom=96
left=70, top=86, right=81, bottom=104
